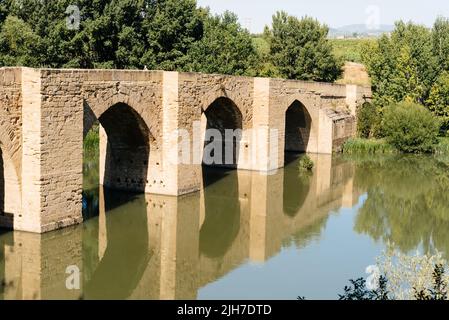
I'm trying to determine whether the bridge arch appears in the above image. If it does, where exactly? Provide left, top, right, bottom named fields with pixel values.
left=283, top=97, right=318, bottom=155
left=84, top=101, right=155, bottom=192
left=202, top=97, right=243, bottom=169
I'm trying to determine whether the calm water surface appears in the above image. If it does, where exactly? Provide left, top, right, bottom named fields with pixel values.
left=1, top=153, right=449, bottom=299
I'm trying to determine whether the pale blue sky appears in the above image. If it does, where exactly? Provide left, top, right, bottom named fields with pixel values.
left=197, top=0, right=449, bottom=33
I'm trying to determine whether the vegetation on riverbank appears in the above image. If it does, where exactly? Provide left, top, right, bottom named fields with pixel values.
left=345, top=18, right=449, bottom=155
left=342, top=138, right=397, bottom=155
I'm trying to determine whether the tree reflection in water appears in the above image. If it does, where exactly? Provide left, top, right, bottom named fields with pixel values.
left=352, top=154, right=449, bottom=258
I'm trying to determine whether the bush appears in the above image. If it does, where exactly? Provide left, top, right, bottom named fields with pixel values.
left=298, top=155, right=314, bottom=171
left=357, top=102, right=381, bottom=138
left=382, top=102, right=440, bottom=153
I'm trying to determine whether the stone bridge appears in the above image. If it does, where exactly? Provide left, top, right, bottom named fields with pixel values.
left=0, top=67, right=371, bottom=233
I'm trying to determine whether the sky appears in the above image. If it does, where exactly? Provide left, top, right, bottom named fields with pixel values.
left=196, top=0, right=449, bottom=33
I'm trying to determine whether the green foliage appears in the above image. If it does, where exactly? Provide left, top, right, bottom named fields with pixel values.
left=357, top=102, right=381, bottom=138
left=382, top=102, right=440, bottom=153
left=432, top=17, right=449, bottom=72
left=84, top=123, right=99, bottom=155
left=0, top=2, right=343, bottom=81
left=251, top=33, right=282, bottom=78
left=361, top=17, right=449, bottom=125
left=184, top=11, right=257, bottom=76
left=330, top=38, right=375, bottom=63
left=265, top=12, right=343, bottom=81
left=142, top=0, right=204, bottom=71
left=339, top=276, right=390, bottom=300
left=426, top=71, right=449, bottom=133
left=342, top=138, right=397, bottom=155
left=298, top=155, right=314, bottom=171
left=0, top=15, right=42, bottom=66
left=435, top=137, right=449, bottom=154
left=414, top=264, right=448, bottom=300
left=337, top=264, right=448, bottom=300
left=0, top=0, right=205, bottom=70
left=362, top=21, right=437, bottom=107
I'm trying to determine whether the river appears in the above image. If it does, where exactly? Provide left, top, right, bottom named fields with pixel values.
left=1, top=153, right=448, bottom=299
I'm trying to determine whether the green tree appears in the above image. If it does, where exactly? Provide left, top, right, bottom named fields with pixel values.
left=0, top=15, right=42, bottom=67
left=266, top=12, right=342, bottom=81
left=362, top=21, right=437, bottom=107
left=185, top=10, right=256, bottom=76
left=0, top=0, right=205, bottom=70
left=141, top=0, right=203, bottom=71
left=426, top=71, right=449, bottom=133
left=357, top=102, right=381, bottom=138
left=432, top=17, right=449, bottom=73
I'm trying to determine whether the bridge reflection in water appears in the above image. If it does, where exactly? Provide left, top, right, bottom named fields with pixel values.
left=0, top=154, right=361, bottom=300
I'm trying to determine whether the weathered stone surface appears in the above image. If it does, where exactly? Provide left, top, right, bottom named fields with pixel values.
left=0, top=67, right=371, bottom=233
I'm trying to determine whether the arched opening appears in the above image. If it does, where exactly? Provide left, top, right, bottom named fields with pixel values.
left=82, top=102, right=152, bottom=221
left=0, top=147, right=21, bottom=229
left=202, top=97, right=243, bottom=169
left=284, top=100, right=312, bottom=160
left=99, top=103, right=151, bottom=192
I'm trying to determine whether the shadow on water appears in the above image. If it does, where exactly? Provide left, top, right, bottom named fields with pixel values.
left=200, top=166, right=241, bottom=259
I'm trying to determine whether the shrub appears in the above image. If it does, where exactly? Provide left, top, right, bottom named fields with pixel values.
left=298, top=155, right=314, bottom=171
left=357, top=102, right=381, bottom=138
left=382, top=102, right=440, bottom=153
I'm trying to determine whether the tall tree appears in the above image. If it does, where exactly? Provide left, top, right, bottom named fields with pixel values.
left=426, top=71, right=449, bottom=133
left=0, top=15, right=42, bottom=66
left=141, top=0, right=203, bottom=71
left=362, top=21, right=437, bottom=107
left=266, top=12, right=342, bottom=81
left=185, top=10, right=256, bottom=76
left=432, top=17, right=449, bottom=73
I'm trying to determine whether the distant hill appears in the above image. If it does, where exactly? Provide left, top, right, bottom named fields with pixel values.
left=329, top=24, right=395, bottom=38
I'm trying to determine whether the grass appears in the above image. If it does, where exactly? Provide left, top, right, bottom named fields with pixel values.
left=343, top=137, right=449, bottom=155
left=342, top=138, right=398, bottom=155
